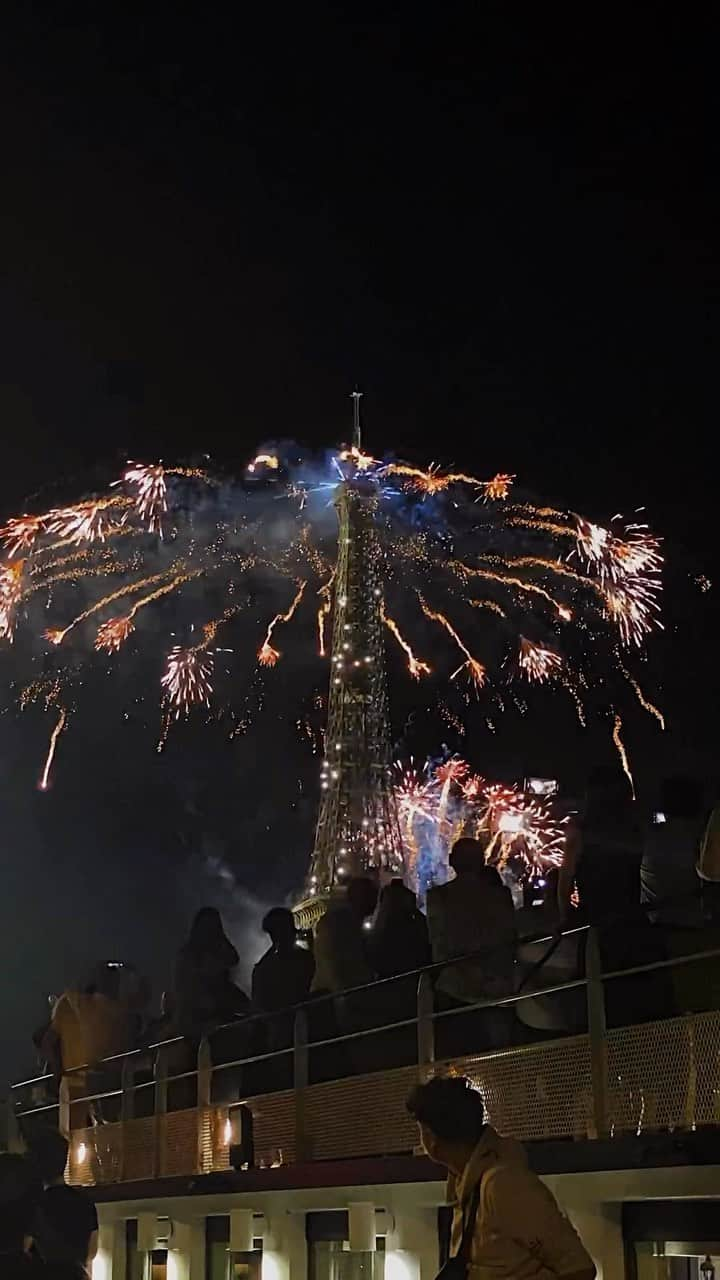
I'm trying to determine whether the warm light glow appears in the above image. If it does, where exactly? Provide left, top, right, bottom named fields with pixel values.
left=247, top=453, right=279, bottom=472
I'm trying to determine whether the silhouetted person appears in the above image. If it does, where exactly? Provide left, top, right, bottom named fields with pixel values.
left=370, top=879, right=431, bottom=979
left=251, top=908, right=315, bottom=1087
left=368, top=879, right=431, bottom=1067
left=427, top=838, right=517, bottom=1052
left=252, top=908, right=314, bottom=1017
left=175, top=908, right=249, bottom=1036
left=311, top=877, right=379, bottom=1075
left=642, top=777, right=705, bottom=926
left=29, top=1131, right=98, bottom=1275
left=563, top=767, right=666, bottom=1025
left=560, top=766, right=641, bottom=925
left=312, top=878, right=378, bottom=994
left=643, top=777, right=720, bottom=1015
left=0, top=1152, right=45, bottom=1276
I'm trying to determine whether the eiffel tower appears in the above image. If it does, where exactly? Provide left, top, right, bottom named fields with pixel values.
left=296, top=393, right=404, bottom=926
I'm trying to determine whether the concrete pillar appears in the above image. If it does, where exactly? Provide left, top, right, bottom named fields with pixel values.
left=570, top=1205, right=624, bottom=1280
left=93, top=1221, right=126, bottom=1280
left=388, top=1209, right=438, bottom=1280
left=635, top=1244, right=671, bottom=1280
left=277, top=1212, right=307, bottom=1280
left=188, top=1219, right=206, bottom=1280
left=92, top=1224, right=114, bottom=1280
left=168, top=1222, right=192, bottom=1280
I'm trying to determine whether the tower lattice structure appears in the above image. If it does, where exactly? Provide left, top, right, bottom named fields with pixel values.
left=304, top=393, right=404, bottom=902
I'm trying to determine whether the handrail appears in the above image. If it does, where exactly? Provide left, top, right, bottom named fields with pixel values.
left=9, top=924, right=579, bottom=1094
left=10, top=887, right=714, bottom=1104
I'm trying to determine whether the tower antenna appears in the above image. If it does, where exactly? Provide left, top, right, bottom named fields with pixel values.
left=351, top=388, right=363, bottom=450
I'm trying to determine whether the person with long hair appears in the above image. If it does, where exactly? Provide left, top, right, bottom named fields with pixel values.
left=174, top=907, right=249, bottom=1036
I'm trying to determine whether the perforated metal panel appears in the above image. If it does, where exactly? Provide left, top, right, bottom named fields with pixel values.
left=457, top=1035, right=594, bottom=1140
left=60, top=1010, right=720, bottom=1186
left=606, top=1010, right=720, bottom=1135
left=160, top=1107, right=202, bottom=1178
left=302, top=1064, right=419, bottom=1161
left=119, top=1116, right=155, bottom=1183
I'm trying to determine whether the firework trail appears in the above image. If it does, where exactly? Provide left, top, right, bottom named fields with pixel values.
left=382, top=607, right=431, bottom=679
left=258, top=581, right=307, bottom=667
left=612, top=712, right=636, bottom=799
left=0, top=427, right=663, bottom=789
left=38, top=707, right=68, bottom=791
left=419, top=597, right=486, bottom=688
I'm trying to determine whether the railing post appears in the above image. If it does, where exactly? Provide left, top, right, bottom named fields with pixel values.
left=120, top=1057, right=134, bottom=1124
left=293, top=1007, right=309, bottom=1161
left=119, top=1056, right=134, bottom=1184
left=58, top=1076, right=71, bottom=1139
left=197, top=1036, right=213, bottom=1174
left=417, top=972, right=435, bottom=1071
left=197, top=1036, right=212, bottom=1110
left=154, top=1045, right=169, bottom=1180
left=586, top=926, right=608, bottom=1140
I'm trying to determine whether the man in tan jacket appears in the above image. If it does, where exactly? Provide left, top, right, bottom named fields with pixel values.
left=407, top=1076, right=595, bottom=1280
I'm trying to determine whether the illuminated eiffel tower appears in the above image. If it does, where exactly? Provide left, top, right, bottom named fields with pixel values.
left=296, top=393, right=404, bottom=925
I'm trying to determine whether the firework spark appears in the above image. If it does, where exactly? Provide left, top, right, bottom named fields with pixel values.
left=576, top=517, right=662, bottom=585
left=0, top=560, right=24, bottom=640
left=0, top=434, right=663, bottom=786
left=518, top=637, right=563, bottom=683
left=95, top=615, right=135, bottom=654
left=483, top=473, right=515, bottom=501
left=395, top=755, right=568, bottom=896
left=384, top=462, right=494, bottom=496
left=604, top=581, right=660, bottom=647
left=339, top=446, right=377, bottom=472
left=161, top=647, right=214, bottom=717
left=1, top=515, right=46, bottom=557
left=258, top=580, right=307, bottom=667
left=122, top=463, right=168, bottom=534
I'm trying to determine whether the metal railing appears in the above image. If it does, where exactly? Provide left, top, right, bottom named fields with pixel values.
left=8, top=901, right=720, bottom=1184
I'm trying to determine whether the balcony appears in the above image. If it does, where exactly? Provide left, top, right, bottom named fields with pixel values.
left=8, top=912, right=720, bottom=1190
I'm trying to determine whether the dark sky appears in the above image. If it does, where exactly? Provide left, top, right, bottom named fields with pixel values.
left=0, top=9, right=717, bottom=1079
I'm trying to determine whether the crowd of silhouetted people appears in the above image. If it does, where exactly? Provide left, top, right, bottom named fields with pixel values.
left=23, top=766, right=720, bottom=1124
left=8, top=766, right=720, bottom=1274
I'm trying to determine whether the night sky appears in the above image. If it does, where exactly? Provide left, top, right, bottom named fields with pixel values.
left=0, top=10, right=717, bottom=1082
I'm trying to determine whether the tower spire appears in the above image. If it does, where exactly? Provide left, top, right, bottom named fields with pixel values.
left=351, top=388, right=362, bottom=449
left=297, top=394, right=405, bottom=923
